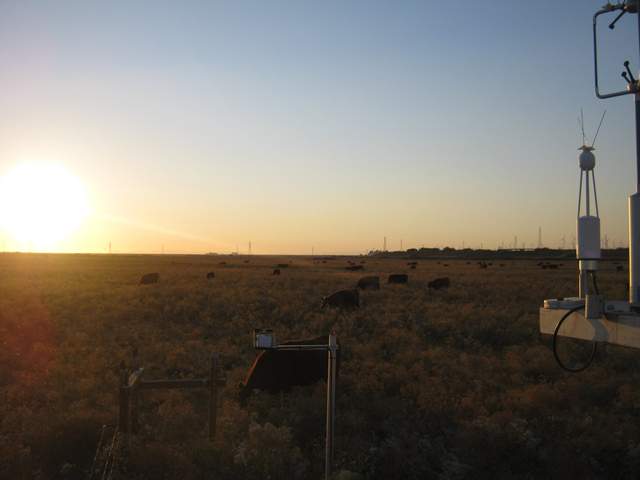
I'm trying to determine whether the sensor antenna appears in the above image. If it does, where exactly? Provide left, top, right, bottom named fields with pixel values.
left=580, top=108, right=586, bottom=145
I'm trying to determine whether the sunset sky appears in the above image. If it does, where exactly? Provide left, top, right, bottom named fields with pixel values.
left=1, top=1, right=639, bottom=254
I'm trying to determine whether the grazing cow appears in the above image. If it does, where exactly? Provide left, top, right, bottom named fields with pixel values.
left=273, top=269, right=281, bottom=276
left=357, top=276, right=380, bottom=290
left=206, top=271, right=215, bottom=279
left=219, top=261, right=227, bottom=266
left=139, top=273, right=159, bottom=285
left=346, top=265, right=364, bottom=271
left=479, top=262, right=488, bottom=269
left=239, top=336, right=339, bottom=402
left=322, top=289, right=359, bottom=309
left=428, top=277, right=450, bottom=290
left=410, top=264, right=417, bottom=269
left=617, top=265, right=624, bottom=272
left=499, top=264, right=505, bottom=267
left=388, top=274, right=409, bottom=284
left=443, top=264, right=449, bottom=267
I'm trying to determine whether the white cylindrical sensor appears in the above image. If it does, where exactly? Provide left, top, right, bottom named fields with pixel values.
left=577, top=215, right=601, bottom=260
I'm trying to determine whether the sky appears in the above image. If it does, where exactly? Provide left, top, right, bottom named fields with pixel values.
left=0, top=1, right=639, bottom=255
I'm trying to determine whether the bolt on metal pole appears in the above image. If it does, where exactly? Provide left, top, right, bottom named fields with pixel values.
left=325, top=333, right=337, bottom=480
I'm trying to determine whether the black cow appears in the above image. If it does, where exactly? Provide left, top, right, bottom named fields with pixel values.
left=206, top=271, right=215, bottom=279
left=410, top=264, right=417, bottom=269
left=357, top=276, right=380, bottom=290
left=346, top=265, right=364, bottom=271
left=388, top=274, right=408, bottom=284
left=273, top=269, right=281, bottom=276
left=240, top=336, right=339, bottom=402
left=428, top=277, right=450, bottom=290
left=322, top=289, right=359, bottom=309
left=139, top=273, right=159, bottom=285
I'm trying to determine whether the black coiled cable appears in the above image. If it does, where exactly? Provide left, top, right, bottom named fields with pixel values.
left=552, top=303, right=597, bottom=373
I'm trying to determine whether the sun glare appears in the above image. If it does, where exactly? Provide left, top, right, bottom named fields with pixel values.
left=0, top=163, right=89, bottom=250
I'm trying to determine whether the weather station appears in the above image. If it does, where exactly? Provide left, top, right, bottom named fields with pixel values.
left=540, top=0, right=640, bottom=370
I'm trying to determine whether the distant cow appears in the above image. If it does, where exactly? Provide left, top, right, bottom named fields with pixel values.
left=240, top=335, right=339, bottom=402
left=139, top=273, right=159, bottom=285
left=407, top=261, right=418, bottom=266
left=479, top=262, right=488, bottom=269
left=273, top=269, right=281, bottom=276
left=219, top=261, right=227, bottom=266
left=388, top=274, right=408, bottom=284
left=357, top=276, right=380, bottom=290
left=428, top=277, right=450, bottom=290
left=322, top=289, right=359, bottom=309
left=206, top=271, right=215, bottom=279
left=346, top=265, right=364, bottom=271
left=617, top=265, right=624, bottom=272
left=443, top=264, right=449, bottom=267
left=410, top=264, right=417, bottom=269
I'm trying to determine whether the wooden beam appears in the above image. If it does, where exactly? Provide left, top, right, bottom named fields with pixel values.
left=540, top=307, right=640, bottom=349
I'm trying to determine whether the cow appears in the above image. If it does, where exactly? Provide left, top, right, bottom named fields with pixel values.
left=219, top=261, right=227, bottom=266
left=443, top=264, right=449, bottom=267
left=388, top=274, right=408, bottom=284
left=479, top=262, right=488, bottom=269
left=410, top=264, right=417, bottom=269
left=617, top=265, right=624, bottom=272
left=239, top=335, right=339, bottom=402
left=273, top=269, right=281, bottom=276
left=321, top=289, right=359, bottom=309
left=346, top=265, right=364, bottom=271
left=206, top=271, right=215, bottom=279
left=428, top=277, right=450, bottom=290
left=357, top=276, right=380, bottom=290
left=407, top=261, right=418, bottom=266
left=139, top=273, right=159, bottom=285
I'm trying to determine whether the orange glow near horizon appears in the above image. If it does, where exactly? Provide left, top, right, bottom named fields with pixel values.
left=0, top=163, right=89, bottom=251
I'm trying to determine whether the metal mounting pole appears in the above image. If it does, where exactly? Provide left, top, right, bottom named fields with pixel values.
left=325, top=333, right=337, bottom=480
left=631, top=8, right=640, bottom=303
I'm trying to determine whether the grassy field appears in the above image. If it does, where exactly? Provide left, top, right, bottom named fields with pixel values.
left=2, top=253, right=640, bottom=479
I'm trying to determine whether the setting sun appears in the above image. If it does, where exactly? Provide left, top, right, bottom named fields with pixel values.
left=0, top=163, right=89, bottom=250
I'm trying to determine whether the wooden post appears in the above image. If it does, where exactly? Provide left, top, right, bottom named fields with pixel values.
left=208, top=353, right=218, bottom=441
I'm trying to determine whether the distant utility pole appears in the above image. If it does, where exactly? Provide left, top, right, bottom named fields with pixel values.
left=248, top=241, right=252, bottom=255
left=561, top=236, right=566, bottom=249
left=514, top=235, right=518, bottom=250
left=383, top=237, right=387, bottom=252
left=537, top=226, right=542, bottom=248
left=108, top=241, right=112, bottom=254
left=400, top=239, right=403, bottom=251
left=604, top=234, right=609, bottom=249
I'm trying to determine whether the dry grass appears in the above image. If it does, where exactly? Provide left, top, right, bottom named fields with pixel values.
left=1, top=253, right=640, bottom=479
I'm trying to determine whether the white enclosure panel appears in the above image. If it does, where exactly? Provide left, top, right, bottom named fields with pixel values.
left=540, top=307, right=640, bottom=349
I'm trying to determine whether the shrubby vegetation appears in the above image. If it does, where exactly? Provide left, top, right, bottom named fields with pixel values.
left=1, top=253, right=640, bottom=479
